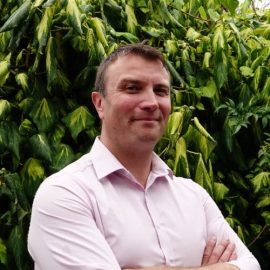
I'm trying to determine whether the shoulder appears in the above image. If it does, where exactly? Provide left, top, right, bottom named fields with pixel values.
left=33, top=153, right=97, bottom=206
left=171, top=176, right=210, bottom=203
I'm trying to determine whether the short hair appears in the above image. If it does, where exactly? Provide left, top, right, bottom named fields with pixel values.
left=94, top=42, right=169, bottom=96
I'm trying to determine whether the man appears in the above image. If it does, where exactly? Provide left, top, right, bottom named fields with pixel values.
left=28, top=43, right=261, bottom=270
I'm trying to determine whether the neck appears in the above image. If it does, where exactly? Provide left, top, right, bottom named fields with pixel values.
left=119, top=150, right=153, bottom=187
left=101, top=137, right=154, bottom=187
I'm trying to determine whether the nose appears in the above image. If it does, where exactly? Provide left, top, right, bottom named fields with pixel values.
left=139, top=89, right=158, bottom=111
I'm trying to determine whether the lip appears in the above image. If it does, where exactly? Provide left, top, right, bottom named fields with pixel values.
left=133, top=118, right=159, bottom=122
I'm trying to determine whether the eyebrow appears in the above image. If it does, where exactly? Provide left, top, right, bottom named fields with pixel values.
left=118, top=79, right=142, bottom=85
left=118, top=78, right=170, bottom=89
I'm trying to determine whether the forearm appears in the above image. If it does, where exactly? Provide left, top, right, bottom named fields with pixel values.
left=124, top=262, right=240, bottom=270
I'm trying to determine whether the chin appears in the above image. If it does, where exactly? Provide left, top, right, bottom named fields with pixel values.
left=137, top=133, right=160, bottom=144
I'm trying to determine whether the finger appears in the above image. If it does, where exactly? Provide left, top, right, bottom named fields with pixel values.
left=219, top=242, right=236, bottom=262
left=201, top=237, right=217, bottom=265
left=207, top=239, right=230, bottom=265
left=229, top=252, right=237, bottom=261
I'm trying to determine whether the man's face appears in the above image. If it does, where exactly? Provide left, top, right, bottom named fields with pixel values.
left=92, top=54, right=171, bottom=152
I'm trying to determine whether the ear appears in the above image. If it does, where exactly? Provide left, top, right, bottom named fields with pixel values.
left=91, top=91, right=105, bottom=120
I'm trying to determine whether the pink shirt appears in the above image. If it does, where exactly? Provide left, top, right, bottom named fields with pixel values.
left=28, top=138, right=260, bottom=270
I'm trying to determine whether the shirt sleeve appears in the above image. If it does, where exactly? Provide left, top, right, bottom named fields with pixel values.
left=27, top=175, right=121, bottom=270
left=200, top=185, right=261, bottom=270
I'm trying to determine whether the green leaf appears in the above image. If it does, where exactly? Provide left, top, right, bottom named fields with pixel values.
left=253, top=24, right=270, bottom=39
left=256, top=195, right=270, bottom=208
left=208, top=9, right=220, bottom=22
left=0, top=1, right=31, bottom=32
left=219, top=0, right=238, bottom=15
left=62, top=106, right=95, bottom=140
left=43, top=0, right=57, bottom=8
left=125, top=4, right=138, bottom=35
left=0, top=99, right=11, bottom=120
left=37, top=6, right=54, bottom=49
left=166, top=111, right=184, bottom=135
left=228, top=171, right=249, bottom=190
left=261, top=77, right=270, bottom=98
left=186, top=27, right=201, bottom=42
left=240, top=0, right=251, bottom=13
left=33, top=0, right=47, bottom=8
left=214, top=52, right=228, bottom=89
left=213, top=26, right=226, bottom=51
left=202, top=52, right=211, bottom=69
left=251, top=172, right=270, bottom=193
left=30, top=98, right=56, bottom=132
left=19, top=98, right=34, bottom=114
left=237, top=225, right=247, bottom=243
left=185, top=124, right=216, bottom=161
left=15, top=73, right=28, bottom=90
left=29, top=134, right=52, bottom=162
left=240, top=66, right=254, bottom=77
left=200, top=77, right=217, bottom=98
left=4, top=173, right=30, bottom=210
left=86, top=27, right=95, bottom=48
left=262, top=211, right=270, bottom=226
left=0, top=60, right=10, bottom=87
left=213, top=182, right=229, bottom=202
left=66, top=0, right=82, bottom=35
left=251, top=56, right=264, bottom=70
left=174, top=137, right=190, bottom=177
left=91, top=17, right=108, bottom=48
left=110, top=30, right=139, bottom=43
left=165, top=59, right=185, bottom=86
left=51, top=143, right=75, bottom=171
left=21, top=158, right=45, bottom=197
left=228, top=22, right=240, bottom=41
left=252, top=66, right=263, bottom=92
left=0, top=238, right=7, bottom=265
left=53, top=69, right=71, bottom=92
left=198, top=6, right=207, bottom=20
left=19, top=119, right=36, bottom=136
left=8, top=225, right=25, bottom=269
left=193, top=117, right=215, bottom=142
left=46, top=36, right=57, bottom=88
left=194, top=153, right=213, bottom=195
left=0, top=122, right=21, bottom=160
left=49, top=124, right=65, bottom=147
left=165, top=40, right=178, bottom=56
left=141, top=26, right=166, bottom=37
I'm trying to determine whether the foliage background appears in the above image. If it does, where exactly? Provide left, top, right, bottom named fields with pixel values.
left=0, top=0, right=269, bottom=269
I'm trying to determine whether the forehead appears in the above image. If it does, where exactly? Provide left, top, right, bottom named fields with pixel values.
left=105, top=54, right=170, bottom=86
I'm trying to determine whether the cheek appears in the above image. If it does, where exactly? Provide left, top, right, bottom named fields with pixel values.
left=115, top=98, right=138, bottom=113
left=160, top=100, right=171, bottom=119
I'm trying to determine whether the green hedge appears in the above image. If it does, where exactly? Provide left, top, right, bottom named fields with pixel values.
left=0, top=0, right=269, bottom=269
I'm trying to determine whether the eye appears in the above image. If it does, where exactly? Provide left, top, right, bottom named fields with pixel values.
left=125, top=84, right=140, bottom=93
left=154, top=87, right=170, bottom=97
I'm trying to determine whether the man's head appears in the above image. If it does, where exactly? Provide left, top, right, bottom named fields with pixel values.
left=92, top=43, right=171, bottom=154
left=94, top=43, right=170, bottom=96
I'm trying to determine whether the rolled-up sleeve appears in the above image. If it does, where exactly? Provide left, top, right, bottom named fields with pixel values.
left=28, top=176, right=121, bottom=270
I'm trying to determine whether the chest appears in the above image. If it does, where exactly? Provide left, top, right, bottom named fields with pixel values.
left=92, top=179, right=207, bottom=268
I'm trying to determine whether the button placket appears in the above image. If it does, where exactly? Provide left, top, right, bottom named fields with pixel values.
left=144, top=190, right=170, bottom=264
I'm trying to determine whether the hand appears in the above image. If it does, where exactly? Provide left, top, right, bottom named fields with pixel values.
left=201, top=238, right=237, bottom=266
left=123, top=238, right=239, bottom=270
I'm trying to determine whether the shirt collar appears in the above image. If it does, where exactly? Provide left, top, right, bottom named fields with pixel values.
left=89, top=138, right=126, bottom=180
left=89, top=137, right=173, bottom=181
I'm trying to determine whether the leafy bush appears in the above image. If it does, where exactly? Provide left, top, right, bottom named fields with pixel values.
left=0, top=0, right=269, bottom=269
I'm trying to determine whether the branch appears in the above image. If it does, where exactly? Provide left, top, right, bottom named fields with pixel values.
left=248, top=224, right=269, bottom=247
left=168, top=4, right=211, bottom=23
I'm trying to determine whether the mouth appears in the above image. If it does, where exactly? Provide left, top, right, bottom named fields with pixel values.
left=136, top=118, right=159, bottom=121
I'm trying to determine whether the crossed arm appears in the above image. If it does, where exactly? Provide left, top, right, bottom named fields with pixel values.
left=28, top=177, right=260, bottom=270
left=124, top=238, right=239, bottom=270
